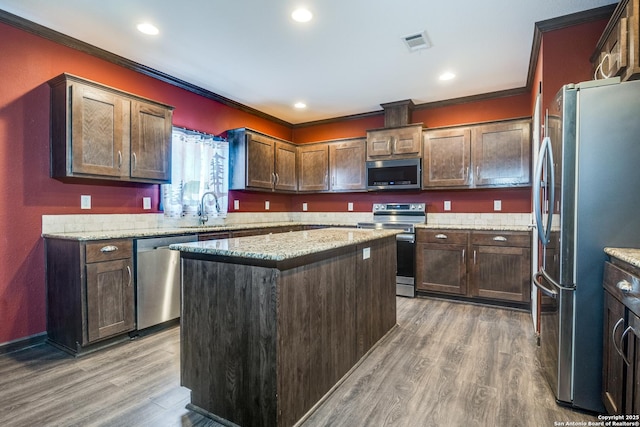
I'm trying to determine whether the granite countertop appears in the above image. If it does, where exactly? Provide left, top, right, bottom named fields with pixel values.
left=42, top=220, right=533, bottom=241
left=41, top=222, right=321, bottom=241
left=605, top=247, right=640, bottom=269
left=170, top=227, right=399, bottom=261
left=415, top=224, right=532, bottom=232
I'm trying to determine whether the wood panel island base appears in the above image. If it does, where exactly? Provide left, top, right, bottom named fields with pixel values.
left=171, top=228, right=398, bottom=427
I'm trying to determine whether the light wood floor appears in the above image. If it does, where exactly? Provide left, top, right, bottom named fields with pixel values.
left=0, top=297, right=596, bottom=427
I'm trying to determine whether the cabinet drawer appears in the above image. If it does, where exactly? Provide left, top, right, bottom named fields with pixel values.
left=604, top=262, right=640, bottom=314
left=85, top=239, right=133, bottom=263
left=470, top=231, right=530, bottom=247
left=417, top=229, right=468, bottom=244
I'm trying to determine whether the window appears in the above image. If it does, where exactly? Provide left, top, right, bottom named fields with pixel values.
left=161, top=127, right=228, bottom=219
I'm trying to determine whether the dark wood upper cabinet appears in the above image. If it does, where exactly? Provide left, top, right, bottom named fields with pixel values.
left=49, top=73, right=173, bottom=184
left=298, top=143, right=329, bottom=192
left=592, top=0, right=640, bottom=81
left=472, top=120, right=531, bottom=187
left=366, top=124, right=422, bottom=160
left=229, top=128, right=298, bottom=192
left=130, top=100, right=172, bottom=182
left=423, top=118, right=531, bottom=189
left=274, top=140, right=298, bottom=191
left=329, top=138, right=366, bottom=191
left=298, top=138, right=366, bottom=193
left=423, top=127, right=471, bottom=187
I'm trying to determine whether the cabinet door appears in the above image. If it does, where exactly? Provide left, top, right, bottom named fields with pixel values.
left=298, top=144, right=329, bottom=192
left=471, top=120, right=531, bottom=187
left=471, top=245, right=531, bottom=302
left=274, top=141, right=297, bottom=191
left=393, top=126, right=421, bottom=156
left=626, top=310, right=640, bottom=415
left=329, top=139, right=366, bottom=191
left=603, top=290, right=626, bottom=414
left=130, top=101, right=172, bottom=182
left=423, top=127, right=471, bottom=188
left=71, top=83, right=129, bottom=178
left=416, top=242, right=467, bottom=295
left=246, top=134, right=276, bottom=189
left=86, top=258, right=134, bottom=343
left=366, top=129, right=393, bottom=158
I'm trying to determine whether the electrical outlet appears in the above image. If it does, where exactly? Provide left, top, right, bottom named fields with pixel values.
left=234, top=200, right=240, bottom=210
left=363, top=247, right=371, bottom=259
left=348, top=202, right=354, bottom=211
left=81, top=195, right=91, bottom=210
left=265, top=201, right=270, bottom=210
left=494, top=200, right=502, bottom=211
left=302, top=202, right=308, bottom=211
left=143, top=197, right=151, bottom=210
left=444, top=200, right=451, bottom=211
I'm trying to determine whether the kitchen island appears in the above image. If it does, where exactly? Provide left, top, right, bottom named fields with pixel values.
left=171, top=228, right=398, bottom=427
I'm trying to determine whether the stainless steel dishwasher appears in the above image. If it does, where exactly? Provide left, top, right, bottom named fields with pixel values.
left=135, top=234, right=197, bottom=330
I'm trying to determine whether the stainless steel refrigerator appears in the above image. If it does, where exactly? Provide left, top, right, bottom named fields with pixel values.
left=533, top=78, right=640, bottom=413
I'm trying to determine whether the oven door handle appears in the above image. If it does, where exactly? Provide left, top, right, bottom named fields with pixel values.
left=396, top=233, right=415, bottom=243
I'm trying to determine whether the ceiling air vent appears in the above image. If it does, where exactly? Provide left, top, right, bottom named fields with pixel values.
left=402, top=31, right=432, bottom=52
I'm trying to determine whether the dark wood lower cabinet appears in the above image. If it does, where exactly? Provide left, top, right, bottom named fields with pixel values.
left=416, top=230, right=468, bottom=295
left=45, top=238, right=135, bottom=355
left=603, top=290, right=625, bottom=414
left=416, top=229, right=531, bottom=306
left=602, top=260, right=640, bottom=415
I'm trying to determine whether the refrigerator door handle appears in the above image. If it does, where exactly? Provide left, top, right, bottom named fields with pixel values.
left=533, top=270, right=557, bottom=298
left=533, top=136, right=555, bottom=245
left=533, top=268, right=574, bottom=298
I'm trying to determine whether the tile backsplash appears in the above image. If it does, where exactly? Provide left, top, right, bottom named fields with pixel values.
left=42, top=212, right=533, bottom=234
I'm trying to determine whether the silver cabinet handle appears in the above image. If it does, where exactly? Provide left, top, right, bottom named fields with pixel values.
left=493, top=236, right=507, bottom=242
left=613, top=317, right=625, bottom=359
left=132, top=152, right=137, bottom=170
left=435, top=234, right=448, bottom=239
left=462, top=249, right=465, bottom=264
left=100, top=245, right=118, bottom=253
left=476, top=166, right=480, bottom=180
left=126, top=265, right=132, bottom=287
left=118, top=151, right=122, bottom=169
left=620, top=326, right=634, bottom=366
left=473, top=250, right=477, bottom=264
left=617, top=279, right=633, bottom=293
left=275, top=173, right=279, bottom=185
left=465, top=167, right=469, bottom=183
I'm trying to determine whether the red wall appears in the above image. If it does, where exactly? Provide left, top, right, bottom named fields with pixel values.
left=0, top=15, right=609, bottom=345
left=0, top=22, right=290, bottom=344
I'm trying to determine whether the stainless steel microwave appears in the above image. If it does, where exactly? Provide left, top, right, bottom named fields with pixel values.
left=366, top=158, right=421, bottom=191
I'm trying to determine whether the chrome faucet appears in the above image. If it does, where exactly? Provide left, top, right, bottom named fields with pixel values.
left=198, top=191, right=220, bottom=225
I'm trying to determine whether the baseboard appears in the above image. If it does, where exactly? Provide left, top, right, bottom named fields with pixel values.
left=0, top=332, right=47, bottom=355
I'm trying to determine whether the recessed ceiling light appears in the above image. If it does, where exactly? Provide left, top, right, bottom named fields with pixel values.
left=294, top=102, right=307, bottom=109
left=291, top=8, right=313, bottom=23
left=439, top=72, right=456, bottom=81
left=137, top=22, right=159, bottom=35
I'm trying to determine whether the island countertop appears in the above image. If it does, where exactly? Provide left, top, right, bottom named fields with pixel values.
left=605, top=247, right=640, bottom=269
left=170, top=227, right=399, bottom=263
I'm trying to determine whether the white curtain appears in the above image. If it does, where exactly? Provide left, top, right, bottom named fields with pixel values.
left=162, top=127, right=229, bottom=219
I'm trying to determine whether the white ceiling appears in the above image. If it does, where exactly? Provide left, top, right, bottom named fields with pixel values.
left=0, top=0, right=618, bottom=124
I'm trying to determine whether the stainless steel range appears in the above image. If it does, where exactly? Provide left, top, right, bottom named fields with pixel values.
left=357, top=203, right=426, bottom=297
